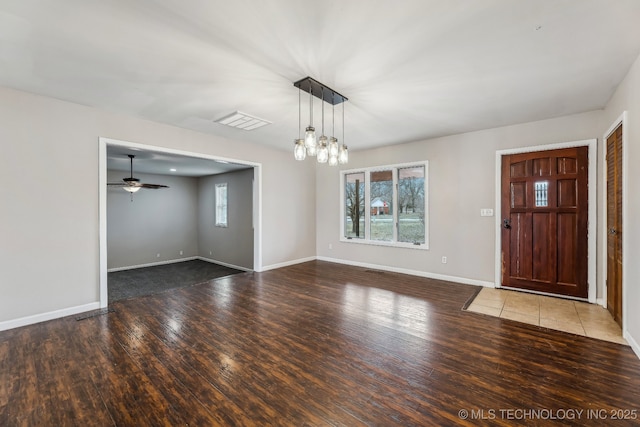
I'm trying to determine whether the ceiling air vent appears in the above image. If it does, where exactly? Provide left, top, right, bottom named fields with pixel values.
left=215, top=111, right=271, bottom=130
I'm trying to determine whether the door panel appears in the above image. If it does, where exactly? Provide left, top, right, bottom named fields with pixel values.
left=557, top=157, right=577, bottom=174
left=509, top=212, right=531, bottom=279
left=533, top=158, right=551, bottom=176
left=557, top=213, right=577, bottom=285
left=510, top=161, right=527, bottom=178
left=511, top=182, right=527, bottom=208
left=557, top=180, right=576, bottom=207
left=501, top=147, right=588, bottom=297
left=606, top=125, right=623, bottom=326
left=532, top=213, right=551, bottom=281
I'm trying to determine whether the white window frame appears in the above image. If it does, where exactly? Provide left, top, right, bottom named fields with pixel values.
left=340, top=161, right=429, bottom=250
left=215, top=183, right=228, bottom=227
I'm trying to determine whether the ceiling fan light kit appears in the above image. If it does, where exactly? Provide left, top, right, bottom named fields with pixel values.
left=292, top=77, right=348, bottom=165
left=107, top=154, right=169, bottom=200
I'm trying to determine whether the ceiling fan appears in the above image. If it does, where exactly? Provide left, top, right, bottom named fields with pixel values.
left=107, top=155, right=169, bottom=195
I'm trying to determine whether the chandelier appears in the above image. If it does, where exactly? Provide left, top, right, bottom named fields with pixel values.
left=293, top=77, right=348, bottom=165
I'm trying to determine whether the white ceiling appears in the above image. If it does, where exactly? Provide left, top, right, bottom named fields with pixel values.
left=106, top=145, right=250, bottom=177
left=2, top=0, right=640, bottom=160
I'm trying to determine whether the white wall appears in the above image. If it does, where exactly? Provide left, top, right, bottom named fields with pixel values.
left=317, top=110, right=603, bottom=286
left=107, top=171, right=199, bottom=269
left=0, top=86, right=316, bottom=326
left=198, top=168, right=254, bottom=269
left=601, top=52, right=640, bottom=354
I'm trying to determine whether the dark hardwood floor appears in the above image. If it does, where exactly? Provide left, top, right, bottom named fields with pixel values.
left=1, top=261, right=639, bottom=426
left=108, top=259, right=243, bottom=303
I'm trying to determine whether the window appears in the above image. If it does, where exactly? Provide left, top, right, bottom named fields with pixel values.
left=370, top=170, right=394, bottom=241
left=215, top=183, right=228, bottom=227
left=341, top=162, right=428, bottom=249
left=398, top=166, right=426, bottom=244
left=344, top=172, right=365, bottom=239
left=534, top=181, right=549, bottom=207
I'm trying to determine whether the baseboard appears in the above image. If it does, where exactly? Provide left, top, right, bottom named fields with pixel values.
left=107, top=256, right=199, bottom=272
left=624, top=330, right=640, bottom=360
left=261, top=256, right=317, bottom=272
left=316, top=256, right=495, bottom=288
left=196, top=256, right=252, bottom=272
left=0, top=302, right=101, bottom=332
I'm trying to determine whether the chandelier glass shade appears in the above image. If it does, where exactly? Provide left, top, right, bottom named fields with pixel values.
left=292, top=77, right=348, bottom=166
left=317, top=136, right=329, bottom=163
left=338, top=143, right=349, bottom=164
left=329, top=137, right=339, bottom=158
left=293, top=87, right=307, bottom=160
left=305, top=127, right=317, bottom=156
left=328, top=151, right=339, bottom=166
left=294, top=138, right=306, bottom=160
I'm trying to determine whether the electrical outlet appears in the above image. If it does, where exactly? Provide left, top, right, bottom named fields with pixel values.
left=329, top=243, right=333, bottom=250
left=442, top=256, right=447, bottom=264
left=179, top=250, right=183, bottom=255
left=209, top=251, right=212, bottom=255
left=157, top=253, right=161, bottom=258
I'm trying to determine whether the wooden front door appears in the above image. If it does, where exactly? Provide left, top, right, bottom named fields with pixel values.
left=606, top=124, right=623, bottom=326
left=501, top=147, right=588, bottom=298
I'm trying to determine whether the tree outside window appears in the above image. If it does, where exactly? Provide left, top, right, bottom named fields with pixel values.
left=344, top=172, right=365, bottom=238
left=398, top=166, right=425, bottom=244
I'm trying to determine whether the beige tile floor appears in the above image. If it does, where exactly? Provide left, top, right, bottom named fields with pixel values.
left=466, top=288, right=628, bottom=345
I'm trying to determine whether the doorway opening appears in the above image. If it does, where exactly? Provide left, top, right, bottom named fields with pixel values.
left=99, top=137, right=262, bottom=308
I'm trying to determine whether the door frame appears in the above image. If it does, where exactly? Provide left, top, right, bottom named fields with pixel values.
left=494, top=139, right=597, bottom=302
left=602, top=112, right=627, bottom=332
left=98, top=137, right=263, bottom=308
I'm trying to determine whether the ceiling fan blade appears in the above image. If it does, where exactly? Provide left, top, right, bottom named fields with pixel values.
left=107, top=156, right=169, bottom=190
left=108, top=179, right=141, bottom=186
left=139, top=183, right=169, bottom=189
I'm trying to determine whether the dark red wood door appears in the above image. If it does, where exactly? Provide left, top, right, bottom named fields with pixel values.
left=606, top=125, right=623, bottom=326
left=501, top=147, right=588, bottom=298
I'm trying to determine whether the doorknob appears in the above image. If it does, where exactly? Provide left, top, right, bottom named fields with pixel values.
left=503, top=219, right=511, bottom=229
left=609, top=228, right=618, bottom=235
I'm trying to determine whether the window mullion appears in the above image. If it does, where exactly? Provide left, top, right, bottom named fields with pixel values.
left=423, top=162, right=429, bottom=248
left=364, top=172, right=371, bottom=240
left=392, top=169, right=398, bottom=242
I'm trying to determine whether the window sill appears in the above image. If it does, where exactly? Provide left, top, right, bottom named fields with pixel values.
left=340, top=238, right=429, bottom=250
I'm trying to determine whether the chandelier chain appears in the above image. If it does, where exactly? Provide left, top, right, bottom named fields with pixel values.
left=321, top=89, right=324, bottom=135
left=298, top=87, right=301, bottom=139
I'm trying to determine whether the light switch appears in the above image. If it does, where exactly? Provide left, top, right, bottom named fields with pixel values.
left=480, top=209, right=494, bottom=217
